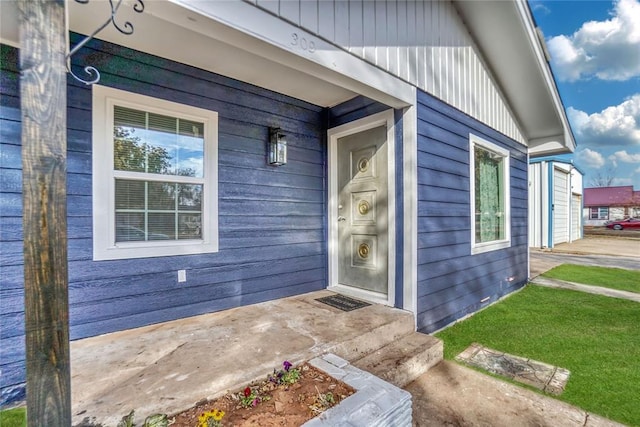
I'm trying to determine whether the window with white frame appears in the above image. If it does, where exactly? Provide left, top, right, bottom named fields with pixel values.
left=470, top=134, right=511, bottom=254
left=92, top=85, right=218, bottom=260
left=590, top=207, right=608, bottom=220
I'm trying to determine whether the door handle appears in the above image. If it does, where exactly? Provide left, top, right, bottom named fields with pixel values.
left=337, top=216, right=346, bottom=222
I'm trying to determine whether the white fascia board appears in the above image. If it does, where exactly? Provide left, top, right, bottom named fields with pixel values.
left=553, top=162, right=572, bottom=173
left=0, top=0, right=19, bottom=47
left=3, top=0, right=413, bottom=108
left=514, top=0, right=576, bottom=153
left=528, top=135, right=572, bottom=157
left=0, top=37, right=19, bottom=48
left=168, top=0, right=414, bottom=108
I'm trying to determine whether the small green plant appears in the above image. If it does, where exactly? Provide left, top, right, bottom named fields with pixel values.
left=309, top=387, right=335, bottom=414
left=269, top=360, right=301, bottom=386
left=117, top=410, right=168, bottom=427
left=197, top=409, right=224, bottom=427
left=117, top=410, right=135, bottom=427
left=318, top=392, right=334, bottom=406
left=237, top=361, right=298, bottom=409
left=238, top=386, right=270, bottom=408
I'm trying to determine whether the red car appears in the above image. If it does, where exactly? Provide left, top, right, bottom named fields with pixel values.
left=606, top=218, right=640, bottom=230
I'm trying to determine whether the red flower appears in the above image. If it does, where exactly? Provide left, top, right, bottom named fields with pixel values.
left=243, top=387, right=251, bottom=397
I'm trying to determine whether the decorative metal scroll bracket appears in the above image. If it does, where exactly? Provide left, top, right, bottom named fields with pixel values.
left=66, top=0, right=144, bottom=85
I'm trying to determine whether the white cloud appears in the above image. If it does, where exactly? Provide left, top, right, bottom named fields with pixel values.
left=612, top=177, right=633, bottom=185
left=635, top=166, right=640, bottom=173
left=608, top=150, right=640, bottom=168
left=567, top=107, right=590, bottom=131
left=176, top=157, right=204, bottom=177
left=531, top=2, right=551, bottom=15
left=568, top=94, right=640, bottom=147
left=547, top=0, right=640, bottom=81
left=576, top=148, right=606, bottom=168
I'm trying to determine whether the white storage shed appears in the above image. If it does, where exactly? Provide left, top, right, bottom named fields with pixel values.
left=529, top=157, right=584, bottom=248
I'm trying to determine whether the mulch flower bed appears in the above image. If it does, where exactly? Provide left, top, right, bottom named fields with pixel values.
left=168, top=361, right=356, bottom=427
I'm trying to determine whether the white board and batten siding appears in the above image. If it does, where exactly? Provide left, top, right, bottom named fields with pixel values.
left=553, top=168, right=569, bottom=245
left=529, top=160, right=583, bottom=248
left=569, top=167, right=583, bottom=241
left=528, top=162, right=544, bottom=248
left=247, top=0, right=526, bottom=145
left=571, top=194, right=581, bottom=241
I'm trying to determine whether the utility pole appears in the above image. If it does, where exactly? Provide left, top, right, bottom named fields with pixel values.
left=19, top=0, right=71, bottom=425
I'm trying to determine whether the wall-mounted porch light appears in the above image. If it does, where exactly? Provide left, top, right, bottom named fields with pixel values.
left=268, top=127, right=287, bottom=166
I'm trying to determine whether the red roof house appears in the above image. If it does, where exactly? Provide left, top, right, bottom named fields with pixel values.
left=583, top=186, right=640, bottom=225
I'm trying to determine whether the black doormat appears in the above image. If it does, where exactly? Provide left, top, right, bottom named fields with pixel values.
left=316, top=294, right=371, bottom=312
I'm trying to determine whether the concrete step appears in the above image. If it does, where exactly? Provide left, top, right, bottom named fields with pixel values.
left=352, top=332, right=443, bottom=388
left=327, top=308, right=415, bottom=362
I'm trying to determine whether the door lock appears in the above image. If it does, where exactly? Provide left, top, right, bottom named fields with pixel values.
left=337, top=216, right=346, bottom=222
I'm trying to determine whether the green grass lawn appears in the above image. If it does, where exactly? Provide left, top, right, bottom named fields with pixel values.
left=0, top=407, right=25, bottom=427
left=542, top=264, right=640, bottom=294
left=435, top=285, right=640, bottom=426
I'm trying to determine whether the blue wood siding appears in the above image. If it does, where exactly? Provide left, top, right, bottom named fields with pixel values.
left=327, top=95, right=389, bottom=128
left=416, top=89, right=528, bottom=333
left=0, top=44, right=24, bottom=406
left=0, top=39, right=327, bottom=406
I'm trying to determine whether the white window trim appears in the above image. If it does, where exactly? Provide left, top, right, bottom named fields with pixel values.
left=92, top=85, right=218, bottom=260
left=469, top=134, right=511, bottom=255
left=590, top=207, right=608, bottom=220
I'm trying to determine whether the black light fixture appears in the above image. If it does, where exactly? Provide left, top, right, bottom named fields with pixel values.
left=268, top=127, right=287, bottom=166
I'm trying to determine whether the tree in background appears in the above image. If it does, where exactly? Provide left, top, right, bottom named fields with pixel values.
left=114, top=126, right=171, bottom=174
left=589, top=167, right=615, bottom=187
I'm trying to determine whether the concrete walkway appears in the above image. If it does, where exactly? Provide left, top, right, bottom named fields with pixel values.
left=531, top=276, right=640, bottom=303
left=407, top=361, right=623, bottom=427
left=529, top=236, right=639, bottom=302
left=530, top=251, right=640, bottom=277
left=70, top=290, right=415, bottom=426
left=530, top=236, right=640, bottom=279
left=551, top=236, right=640, bottom=258
left=406, top=238, right=636, bottom=427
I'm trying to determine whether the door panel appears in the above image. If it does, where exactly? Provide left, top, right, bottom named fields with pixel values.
left=553, top=169, right=569, bottom=245
left=571, top=194, right=581, bottom=241
left=337, top=125, right=388, bottom=294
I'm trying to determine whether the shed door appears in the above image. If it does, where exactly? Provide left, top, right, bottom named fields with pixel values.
left=337, top=125, right=388, bottom=295
left=571, top=194, right=582, bottom=241
left=553, top=168, right=569, bottom=245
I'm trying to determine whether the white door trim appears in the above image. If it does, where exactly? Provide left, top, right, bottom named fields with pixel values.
left=402, top=102, right=418, bottom=322
left=327, top=110, right=396, bottom=307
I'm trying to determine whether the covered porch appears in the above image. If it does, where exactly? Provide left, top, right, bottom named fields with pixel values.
left=70, top=290, right=440, bottom=426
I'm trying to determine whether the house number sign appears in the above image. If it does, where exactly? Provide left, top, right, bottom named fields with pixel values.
left=291, top=33, right=316, bottom=53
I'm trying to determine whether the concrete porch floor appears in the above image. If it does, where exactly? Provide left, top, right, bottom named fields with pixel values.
left=70, top=290, right=414, bottom=426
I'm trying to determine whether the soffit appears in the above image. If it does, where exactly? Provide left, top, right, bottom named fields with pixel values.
left=0, top=0, right=357, bottom=108
left=454, top=0, right=575, bottom=153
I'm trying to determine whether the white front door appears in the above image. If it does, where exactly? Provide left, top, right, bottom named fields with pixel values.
left=337, top=125, right=388, bottom=294
left=328, top=111, right=395, bottom=306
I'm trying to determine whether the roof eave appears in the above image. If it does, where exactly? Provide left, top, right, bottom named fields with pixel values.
left=453, top=0, right=576, bottom=154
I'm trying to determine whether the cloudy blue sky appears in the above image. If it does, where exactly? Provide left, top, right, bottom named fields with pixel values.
left=530, top=0, right=640, bottom=188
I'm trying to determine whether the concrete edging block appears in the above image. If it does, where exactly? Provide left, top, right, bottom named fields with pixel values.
left=304, top=354, right=412, bottom=427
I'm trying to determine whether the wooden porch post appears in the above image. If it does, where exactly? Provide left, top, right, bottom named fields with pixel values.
left=18, top=0, right=71, bottom=425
